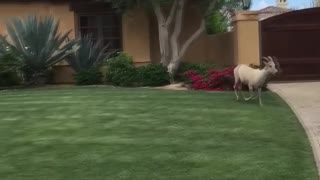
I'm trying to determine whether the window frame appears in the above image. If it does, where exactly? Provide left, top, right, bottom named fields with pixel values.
left=75, top=11, right=123, bottom=52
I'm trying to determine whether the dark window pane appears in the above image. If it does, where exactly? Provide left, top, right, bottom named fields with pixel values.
left=79, top=28, right=98, bottom=39
left=103, top=27, right=120, bottom=38
left=104, top=39, right=121, bottom=49
left=103, top=39, right=112, bottom=47
left=102, top=14, right=119, bottom=27
left=80, top=16, right=98, bottom=27
left=113, top=40, right=121, bottom=49
left=91, top=39, right=98, bottom=43
left=77, top=13, right=122, bottom=51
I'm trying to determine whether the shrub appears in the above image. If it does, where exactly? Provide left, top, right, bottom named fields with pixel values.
left=0, top=15, right=78, bottom=85
left=176, top=63, right=210, bottom=82
left=65, top=36, right=115, bottom=85
left=0, top=50, right=22, bottom=87
left=183, top=67, right=235, bottom=91
left=105, top=53, right=138, bottom=87
left=0, top=71, right=20, bottom=87
left=178, top=63, right=213, bottom=75
left=206, top=11, right=228, bottom=35
left=45, top=68, right=54, bottom=84
left=74, top=68, right=103, bottom=85
left=137, top=64, right=170, bottom=87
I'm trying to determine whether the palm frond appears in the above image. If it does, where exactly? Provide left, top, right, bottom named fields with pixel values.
left=65, top=36, right=115, bottom=72
left=2, top=15, right=78, bottom=73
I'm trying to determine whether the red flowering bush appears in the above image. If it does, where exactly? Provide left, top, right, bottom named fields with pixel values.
left=182, top=66, right=235, bottom=91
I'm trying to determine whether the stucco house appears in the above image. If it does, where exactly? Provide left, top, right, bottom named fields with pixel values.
left=0, top=0, right=154, bottom=64
left=0, top=0, right=224, bottom=83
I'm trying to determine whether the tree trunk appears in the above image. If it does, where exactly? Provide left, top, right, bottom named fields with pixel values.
left=152, top=0, right=217, bottom=83
left=152, top=1, right=172, bottom=66
left=158, top=24, right=170, bottom=65
left=167, top=19, right=206, bottom=81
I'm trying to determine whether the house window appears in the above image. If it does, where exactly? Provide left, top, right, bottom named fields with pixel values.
left=77, top=13, right=122, bottom=51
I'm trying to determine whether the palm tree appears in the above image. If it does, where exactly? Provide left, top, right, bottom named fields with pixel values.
left=0, top=15, right=79, bottom=85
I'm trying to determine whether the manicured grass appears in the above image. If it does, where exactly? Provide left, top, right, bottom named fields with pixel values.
left=0, top=87, right=317, bottom=180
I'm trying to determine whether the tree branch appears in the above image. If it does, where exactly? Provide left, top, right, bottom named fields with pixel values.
left=170, top=0, right=185, bottom=58
left=151, top=1, right=165, bottom=23
left=166, top=0, right=178, bottom=26
left=205, top=0, right=218, bottom=17
left=178, top=19, right=206, bottom=60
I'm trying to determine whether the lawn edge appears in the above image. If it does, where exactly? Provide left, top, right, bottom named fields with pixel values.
left=268, top=85, right=320, bottom=179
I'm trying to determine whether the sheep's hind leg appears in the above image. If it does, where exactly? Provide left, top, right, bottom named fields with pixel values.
left=244, top=85, right=255, bottom=101
left=258, top=88, right=263, bottom=106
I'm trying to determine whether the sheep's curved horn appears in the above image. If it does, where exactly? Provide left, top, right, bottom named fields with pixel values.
left=261, top=57, right=270, bottom=62
left=267, top=56, right=274, bottom=62
left=272, top=56, right=282, bottom=73
left=272, top=56, right=278, bottom=61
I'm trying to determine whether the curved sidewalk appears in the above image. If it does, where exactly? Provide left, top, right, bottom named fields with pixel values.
left=268, top=82, right=320, bottom=177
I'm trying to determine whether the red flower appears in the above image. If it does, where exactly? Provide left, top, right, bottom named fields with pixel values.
left=182, top=66, right=235, bottom=91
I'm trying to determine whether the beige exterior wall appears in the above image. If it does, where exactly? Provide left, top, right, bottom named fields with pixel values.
left=232, top=12, right=261, bottom=65
left=51, top=65, right=75, bottom=84
left=0, top=1, right=75, bottom=39
left=206, top=32, right=234, bottom=65
left=122, top=8, right=151, bottom=64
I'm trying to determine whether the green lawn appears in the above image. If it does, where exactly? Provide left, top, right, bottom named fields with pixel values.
left=0, top=87, right=317, bottom=180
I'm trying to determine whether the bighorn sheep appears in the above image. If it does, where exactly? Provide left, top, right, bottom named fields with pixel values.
left=233, top=56, right=281, bottom=106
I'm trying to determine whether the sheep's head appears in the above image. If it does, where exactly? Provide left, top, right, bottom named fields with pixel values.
left=262, top=56, right=279, bottom=75
left=271, top=56, right=282, bottom=74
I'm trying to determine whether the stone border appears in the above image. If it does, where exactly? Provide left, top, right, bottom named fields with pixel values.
left=268, top=85, right=320, bottom=179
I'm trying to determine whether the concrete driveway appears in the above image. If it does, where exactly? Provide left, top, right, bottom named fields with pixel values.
left=268, top=82, right=320, bottom=176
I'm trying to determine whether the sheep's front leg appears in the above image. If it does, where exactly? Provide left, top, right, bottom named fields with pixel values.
left=258, top=88, right=263, bottom=106
left=244, top=85, right=255, bottom=101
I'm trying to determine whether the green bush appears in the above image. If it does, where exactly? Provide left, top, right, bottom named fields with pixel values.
left=206, top=11, right=228, bottom=35
left=176, top=63, right=215, bottom=82
left=0, top=71, right=20, bottom=87
left=45, top=69, right=54, bottom=84
left=74, top=68, right=103, bottom=85
left=0, top=51, right=22, bottom=87
left=105, top=53, right=138, bottom=87
left=65, top=36, right=115, bottom=86
left=137, top=64, right=170, bottom=87
left=178, top=63, right=213, bottom=75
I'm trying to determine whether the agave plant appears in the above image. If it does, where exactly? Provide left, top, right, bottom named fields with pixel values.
left=0, top=15, right=79, bottom=84
left=65, top=35, right=115, bottom=72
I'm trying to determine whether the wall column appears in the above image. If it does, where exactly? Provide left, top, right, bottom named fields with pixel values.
left=232, top=11, right=261, bottom=65
left=122, top=9, right=151, bottom=66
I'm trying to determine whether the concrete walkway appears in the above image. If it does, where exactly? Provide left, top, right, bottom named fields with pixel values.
left=268, top=82, right=320, bottom=176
